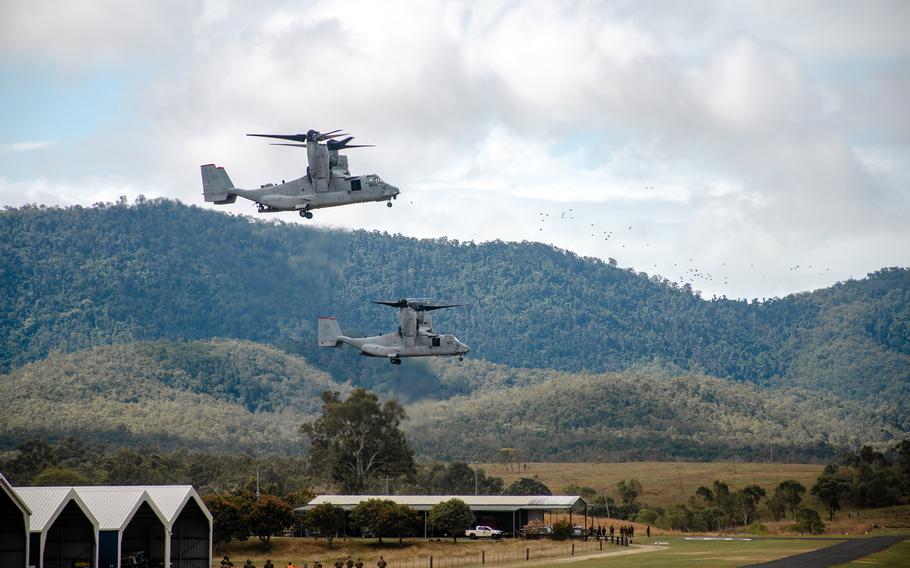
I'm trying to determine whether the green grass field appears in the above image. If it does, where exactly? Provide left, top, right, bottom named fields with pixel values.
left=477, top=461, right=824, bottom=507
left=567, top=537, right=837, bottom=568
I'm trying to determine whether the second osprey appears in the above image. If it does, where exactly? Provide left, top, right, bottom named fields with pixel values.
left=201, top=129, right=399, bottom=218
left=318, top=299, right=469, bottom=365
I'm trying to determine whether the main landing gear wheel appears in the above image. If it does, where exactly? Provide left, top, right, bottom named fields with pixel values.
left=458, top=356, right=464, bottom=361
left=387, top=201, right=393, bottom=208
left=390, top=357, right=402, bottom=365
left=299, top=210, right=313, bottom=219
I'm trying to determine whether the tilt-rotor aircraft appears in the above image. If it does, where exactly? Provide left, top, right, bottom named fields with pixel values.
left=318, top=299, right=470, bottom=365
left=201, top=129, right=399, bottom=218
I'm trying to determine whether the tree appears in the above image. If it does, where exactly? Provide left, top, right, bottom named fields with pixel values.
left=248, top=495, right=295, bottom=543
left=303, top=502, right=346, bottom=546
left=300, top=389, right=415, bottom=493
left=616, top=479, right=643, bottom=506
left=505, top=477, right=552, bottom=496
left=811, top=476, right=851, bottom=521
left=351, top=499, right=391, bottom=544
left=428, top=498, right=475, bottom=542
left=793, top=506, right=825, bottom=534
left=382, top=502, right=420, bottom=544
left=31, top=467, right=90, bottom=486
left=773, top=480, right=806, bottom=519
left=203, top=493, right=248, bottom=549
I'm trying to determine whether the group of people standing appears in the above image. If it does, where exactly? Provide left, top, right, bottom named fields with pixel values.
left=588, top=523, right=650, bottom=542
left=222, top=555, right=377, bottom=568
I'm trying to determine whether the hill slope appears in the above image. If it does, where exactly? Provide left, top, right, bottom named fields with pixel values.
left=0, top=340, right=895, bottom=460
left=1, top=201, right=908, bottom=415
left=0, top=339, right=345, bottom=452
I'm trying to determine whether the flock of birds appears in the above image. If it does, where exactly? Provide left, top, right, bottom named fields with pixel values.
left=531, top=187, right=834, bottom=292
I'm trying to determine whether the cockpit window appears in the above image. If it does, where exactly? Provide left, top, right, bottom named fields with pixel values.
left=366, top=175, right=379, bottom=185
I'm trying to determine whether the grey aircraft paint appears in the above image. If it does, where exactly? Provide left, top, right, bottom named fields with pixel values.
left=201, top=129, right=399, bottom=218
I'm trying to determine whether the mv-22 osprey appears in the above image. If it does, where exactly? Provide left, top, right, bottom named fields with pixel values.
left=201, top=129, right=399, bottom=218
left=318, top=299, right=469, bottom=365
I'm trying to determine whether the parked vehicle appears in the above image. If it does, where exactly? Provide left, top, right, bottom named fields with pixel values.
left=465, top=525, right=503, bottom=539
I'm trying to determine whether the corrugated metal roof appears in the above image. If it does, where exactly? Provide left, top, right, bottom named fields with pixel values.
left=142, top=486, right=212, bottom=524
left=299, top=495, right=588, bottom=512
left=71, top=487, right=166, bottom=531
left=14, top=487, right=98, bottom=533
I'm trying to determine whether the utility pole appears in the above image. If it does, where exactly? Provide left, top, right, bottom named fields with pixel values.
left=675, top=459, right=685, bottom=499
left=474, top=466, right=479, bottom=496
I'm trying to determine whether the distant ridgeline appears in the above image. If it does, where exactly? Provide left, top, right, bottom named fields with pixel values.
left=0, top=200, right=908, bottom=447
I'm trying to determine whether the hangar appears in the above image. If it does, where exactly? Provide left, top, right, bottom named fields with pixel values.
left=0, top=475, right=30, bottom=568
left=298, top=495, right=590, bottom=537
left=15, top=487, right=98, bottom=568
left=1, top=483, right=211, bottom=568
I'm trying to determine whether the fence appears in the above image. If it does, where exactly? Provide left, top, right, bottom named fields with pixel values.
left=382, top=538, right=631, bottom=568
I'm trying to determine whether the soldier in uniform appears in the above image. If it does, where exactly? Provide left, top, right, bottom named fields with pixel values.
left=334, top=559, right=343, bottom=568
left=265, top=560, right=275, bottom=568
left=377, top=557, right=387, bottom=568
left=221, top=556, right=234, bottom=568
left=354, top=560, right=364, bottom=568
left=345, top=557, right=354, bottom=568
left=244, top=560, right=255, bottom=568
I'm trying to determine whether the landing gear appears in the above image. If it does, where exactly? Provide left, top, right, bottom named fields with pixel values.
left=299, top=210, right=313, bottom=219
left=458, top=356, right=464, bottom=361
left=386, top=201, right=393, bottom=208
left=390, top=357, right=402, bottom=365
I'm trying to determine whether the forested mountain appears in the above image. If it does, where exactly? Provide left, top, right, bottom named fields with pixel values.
left=2, top=200, right=907, bottom=414
left=0, top=339, right=344, bottom=452
left=0, top=340, right=892, bottom=461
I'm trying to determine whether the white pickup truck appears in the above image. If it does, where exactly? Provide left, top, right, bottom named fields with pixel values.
left=465, top=525, right=503, bottom=539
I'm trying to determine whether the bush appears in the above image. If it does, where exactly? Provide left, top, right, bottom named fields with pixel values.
left=636, top=508, right=659, bottom=525
left=746, top=521, right=768, bottom=535
left=793, top=507, right=825, bottom=534
left=552, top=520, right=572, bottom=540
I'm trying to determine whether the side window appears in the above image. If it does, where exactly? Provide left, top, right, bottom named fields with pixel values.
left=432, top=337, right=440, bottom=347
left=351, top=178, right=362, bottom=191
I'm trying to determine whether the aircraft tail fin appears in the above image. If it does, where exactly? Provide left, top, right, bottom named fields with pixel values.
left=201, top=164, right=237, bottom=204
left=318, top=317, right=343, bottom=347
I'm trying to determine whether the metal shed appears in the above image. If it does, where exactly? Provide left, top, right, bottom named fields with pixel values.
left=14, top=487, right=99, bottom=568
left=298, top=495, right=589, bottom=538
left=70, top=488, right=167, bottom=568
left=142, top=487, right=212, bottom=568
left=0, top=474, right=30, bottom=568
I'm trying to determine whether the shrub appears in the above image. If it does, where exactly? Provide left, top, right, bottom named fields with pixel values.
left=552, top=519, right=572, bottom=540
left=636, top=508, right=659, bottom=525
left=793, top=507, right=825, bottom=534
left=746, top=522, right=768, bottom=535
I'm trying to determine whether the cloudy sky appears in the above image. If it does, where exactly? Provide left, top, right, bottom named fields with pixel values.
left=1, top=0, right=908, bottom=299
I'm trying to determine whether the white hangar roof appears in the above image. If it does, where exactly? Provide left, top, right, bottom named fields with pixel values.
left=14, top=487, right=99, bottom=533
left=299, top=495, right=588, bottom=512
left=70, top=487, right=167, bottom=531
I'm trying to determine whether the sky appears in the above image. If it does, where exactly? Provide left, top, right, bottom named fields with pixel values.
left=1, top=0, right=908, bottom=300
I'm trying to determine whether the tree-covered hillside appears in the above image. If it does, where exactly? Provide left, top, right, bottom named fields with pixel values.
left=1, top=340, right=893, bottom=461
left=0, top=339, right=345, bottom=452
left=1, top=200, right=908, bottom=412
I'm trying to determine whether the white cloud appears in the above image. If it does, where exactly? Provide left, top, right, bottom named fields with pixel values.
left=1, top=0, right=908, bottom=299
left=0, top=141, right=55, bottom=152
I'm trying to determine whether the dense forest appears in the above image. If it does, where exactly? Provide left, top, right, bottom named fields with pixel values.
left=0, top=200, right=908, bottom=460
left=1, top=200, right=908, bottom=410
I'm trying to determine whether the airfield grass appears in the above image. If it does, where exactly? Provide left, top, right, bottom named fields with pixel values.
left=476, top=461, right=824, bottom=507
left=566, top=537, right=838, bottom=568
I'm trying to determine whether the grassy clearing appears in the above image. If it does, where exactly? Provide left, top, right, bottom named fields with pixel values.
left=222, top=537, right=623, bottom=568
left=569, top=537, right=837, bottom=568
left=476, top=462, right=824, bottom=507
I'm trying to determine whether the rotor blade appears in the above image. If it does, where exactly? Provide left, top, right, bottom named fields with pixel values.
left=316, top=130, right=347, bottom=141
left=373, top=300, right=409, bottom=308
left=247, top=133, right=309, bottom=143
left=416, top=304, right=462, bottom=311
left=269, top=143, right=307, bottom=148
